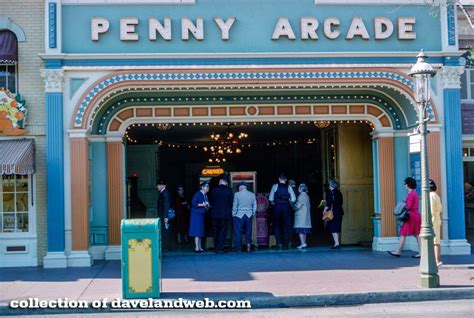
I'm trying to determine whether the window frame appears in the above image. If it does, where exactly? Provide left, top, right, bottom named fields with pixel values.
left=0, top=63, right=18, bottom=94
left=464, top=146, right=474, bottom=162
left=0, top=174, right=36, bottom=238
left=461, top=67, right=474, bottom=102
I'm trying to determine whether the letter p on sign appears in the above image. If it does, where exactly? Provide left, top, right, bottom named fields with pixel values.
left=91, top=17, right=110, bottom=41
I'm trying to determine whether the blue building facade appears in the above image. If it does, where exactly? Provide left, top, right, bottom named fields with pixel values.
left=38, top=0, right=470, bottom=268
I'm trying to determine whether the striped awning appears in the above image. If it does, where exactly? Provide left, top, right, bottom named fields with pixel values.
left=0, top=139, right=35, bottom=175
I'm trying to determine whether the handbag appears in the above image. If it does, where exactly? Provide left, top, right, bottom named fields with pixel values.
left=393, top=201, right=409, bottom=222
left=322, top=208, right=334, bottom=221
left=322, top=191, right=334, bottom=221
left=399, top=209, right=410, bottom=222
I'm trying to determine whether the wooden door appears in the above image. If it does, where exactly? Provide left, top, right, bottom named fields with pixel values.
left=337, top=124, right=374, bottom=244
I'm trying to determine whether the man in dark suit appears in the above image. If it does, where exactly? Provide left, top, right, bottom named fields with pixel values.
left=210, top=177, right=234, bottom=253
left=156, top=179, right=171, bottom=251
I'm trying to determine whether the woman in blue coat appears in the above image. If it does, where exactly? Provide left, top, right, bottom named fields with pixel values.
left=189, top=181, right=210, bottom=253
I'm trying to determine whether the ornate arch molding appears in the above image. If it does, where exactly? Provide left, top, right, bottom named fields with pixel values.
left=71, top=68, right=439, bottom=130
left=90, top=89, right=406, bottom=134
left=0, top=17, right=26, bottom=42
left=103, top=102, right=394, bottom=135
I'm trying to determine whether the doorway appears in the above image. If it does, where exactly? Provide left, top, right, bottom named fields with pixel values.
left=124, top=121, right=374, bottom=249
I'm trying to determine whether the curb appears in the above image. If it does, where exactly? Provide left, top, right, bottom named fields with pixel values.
left=1, top=287, right=473, bottom=316
left=249, top=287, right=474, bottom=308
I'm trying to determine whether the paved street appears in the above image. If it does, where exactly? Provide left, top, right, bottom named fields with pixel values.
left=12, top=299, right=474, bottom=318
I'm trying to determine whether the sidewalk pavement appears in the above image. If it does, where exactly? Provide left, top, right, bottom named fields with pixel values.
left=1, top=247, right=473, bottom=314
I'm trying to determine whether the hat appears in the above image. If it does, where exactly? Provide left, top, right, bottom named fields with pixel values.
left=238, top=181, right=248, bottom=188
left=156, top=179, right=166, bottom=185
left=279, top=174, right=287, bottom=181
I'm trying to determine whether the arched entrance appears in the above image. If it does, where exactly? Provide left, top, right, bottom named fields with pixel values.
left=66, top=67, right=442, bottom=261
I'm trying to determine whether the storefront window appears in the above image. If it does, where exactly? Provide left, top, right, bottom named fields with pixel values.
left=0, top=175, right=29, bottom=232
left=0, top=30, right=18, bottom=94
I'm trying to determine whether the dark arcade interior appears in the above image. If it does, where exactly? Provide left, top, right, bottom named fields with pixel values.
left=125, top=121, right=343, bottom=249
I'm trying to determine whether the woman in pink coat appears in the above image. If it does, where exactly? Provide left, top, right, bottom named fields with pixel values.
left=388, top=177, right=422, bottom=258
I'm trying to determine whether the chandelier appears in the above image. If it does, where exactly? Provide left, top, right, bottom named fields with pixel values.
left=155, top=123, right=171, bottom=131
left=203, top=127, right=248, bottom=163
left=314, top=121, right=331, bottom=129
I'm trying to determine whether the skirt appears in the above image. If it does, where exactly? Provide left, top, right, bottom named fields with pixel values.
left=399, top=211, right=421, bottom=236
left=294, top=228, right=311, bottom=234
left=433, top=221, right=441, bottom=245
left=327, top=214, right=343, bottom=233
left=188, top=212, right=205, bottom=237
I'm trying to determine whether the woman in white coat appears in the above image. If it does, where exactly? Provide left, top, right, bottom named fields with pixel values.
left=294, top=183, right=312, bottom=249
left=429, top=179, right=443, bottom=267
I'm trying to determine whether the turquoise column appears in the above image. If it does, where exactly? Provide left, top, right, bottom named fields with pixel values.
left=394, top=136, right=409, bottom=202
left=46, top=92, right=65, bottom=252
left=90, top=142, right=109, bottom=245
left=444, top=88, right=466, bottom=240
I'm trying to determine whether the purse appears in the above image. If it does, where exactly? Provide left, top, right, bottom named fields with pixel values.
left=322, top=208, right=334, bottom=221
left=322, top=191, right=334, bottom=221
left=393, top=201, right=409, bottom=222
left=398, top=208, right=409, bottom=222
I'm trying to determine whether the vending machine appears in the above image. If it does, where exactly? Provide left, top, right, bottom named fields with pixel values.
left=230, top=171, right=257, bottom=192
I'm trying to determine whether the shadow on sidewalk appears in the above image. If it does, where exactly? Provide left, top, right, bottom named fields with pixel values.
left=0, top=249, right=472, bottom=283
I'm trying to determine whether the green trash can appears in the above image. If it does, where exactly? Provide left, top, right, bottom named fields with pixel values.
left=121, top=218, right=161, bottom=299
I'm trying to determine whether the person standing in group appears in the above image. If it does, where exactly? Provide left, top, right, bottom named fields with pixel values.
left=388, top=177, right=422, bottom=258
left=429, top=179, right=443, bottom=266
left=294, top=183, right=312, bottom=249
left=156, top=179, right=172, bottom=251
left=232, top=181, right=257, bottom=253
left=175, top=185, right=190, bottom=245
left=269, top=174, right=296, bottom=249
left=210, top=177, right=234, bottom=253
left=288, top=180, right=298, bottom=199
left=324, top=180, right=344, bottom=249
left=288, top=179, right=298, bottom=246
left=189, top=182, right=210, bottom=253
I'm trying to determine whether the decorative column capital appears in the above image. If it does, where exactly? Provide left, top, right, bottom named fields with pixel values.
left=40, top=69, right=65, bottom=93
left=438, top=66, right=464, bottom=89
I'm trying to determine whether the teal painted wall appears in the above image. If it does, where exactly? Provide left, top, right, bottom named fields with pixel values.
left=62, top=0, right=441, bottom=54
left=90, top=142, right=108, bottom=245
left=394, top=136, right=409, bottom=203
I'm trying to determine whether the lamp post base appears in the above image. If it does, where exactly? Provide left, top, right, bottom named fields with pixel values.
left=420, top=273, right=440, bottom=288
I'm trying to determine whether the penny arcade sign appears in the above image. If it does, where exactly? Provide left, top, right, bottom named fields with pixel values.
left=60, top=2, right=441, bottom=54
left=91, top=16, right=417, bottom=42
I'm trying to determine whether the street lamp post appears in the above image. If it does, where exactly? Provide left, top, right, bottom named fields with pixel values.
left=409, top=50, right=439, bottom=288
